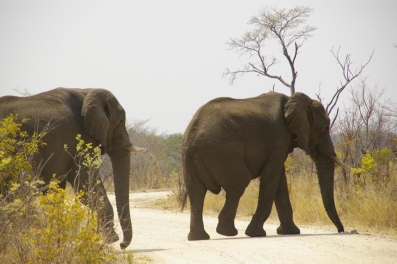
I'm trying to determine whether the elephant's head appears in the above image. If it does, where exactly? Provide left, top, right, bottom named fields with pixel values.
left=81, top=89, right=146, bottom=249
left=284, top=92, right=344, bottom=233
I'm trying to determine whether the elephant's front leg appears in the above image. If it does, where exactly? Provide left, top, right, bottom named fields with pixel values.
left=274, top=169, right=300, bottom=235
left=73, top=171, right=119, bottom=243
left=100, top=188, right=120, bottom=243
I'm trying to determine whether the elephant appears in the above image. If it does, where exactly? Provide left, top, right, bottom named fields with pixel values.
left=0, top=88, right=146, bottom=249
left=182, top=91, right=346, bottom=241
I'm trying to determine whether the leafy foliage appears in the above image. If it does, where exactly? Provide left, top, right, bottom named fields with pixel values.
left=351, top=152, right=376, bottom=176
left=64, top=134, right=105, bottom=215
left=0, top=116, right=124, bottom=263
left=18, top=179, right=114, bottom=264
left=284, top=155, right=294, bottom=173
left=0, top=114, right=46, bottom=195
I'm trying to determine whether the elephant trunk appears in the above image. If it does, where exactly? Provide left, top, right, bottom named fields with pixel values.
left=109, top=150, right=132, bottom=249
left=313, top=154, right=345, bottom=233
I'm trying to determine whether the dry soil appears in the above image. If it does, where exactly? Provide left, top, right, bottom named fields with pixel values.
left=108, top=191, right=397, bottom=264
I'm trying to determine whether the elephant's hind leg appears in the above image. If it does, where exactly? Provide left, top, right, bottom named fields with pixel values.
left=216, top=167, right=250, bottom=237
left=245, top=159, right=285, bottom=237
left=216, top=192, right=242, bottom=236
left=187, top=172, right=210, bottom=241
left=245, top=176, right=271, bottom=237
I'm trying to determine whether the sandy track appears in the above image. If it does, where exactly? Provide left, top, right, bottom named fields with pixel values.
left=108, top=191, right=397, bottom=263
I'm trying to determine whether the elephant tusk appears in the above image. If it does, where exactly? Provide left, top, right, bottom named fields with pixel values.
left=127, top=146, right=147, bottom=153
left=330, top=156, right=350, bottom=171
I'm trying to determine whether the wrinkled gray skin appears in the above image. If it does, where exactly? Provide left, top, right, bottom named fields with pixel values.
left=0, top=88, right=144, bottom=249
left=182, top=92, right=344, bottom=241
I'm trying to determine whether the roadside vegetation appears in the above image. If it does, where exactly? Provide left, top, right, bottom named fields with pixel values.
left=1, top=109, right=395, bottom=263
left=101, top=119, right=185, bottom=205
left=1, top=4, right=396, bottom=263
left=0, top=115, right=135, bottom=263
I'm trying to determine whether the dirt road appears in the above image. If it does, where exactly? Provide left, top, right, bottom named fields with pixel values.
left=108, top=191, right=397, bottom=263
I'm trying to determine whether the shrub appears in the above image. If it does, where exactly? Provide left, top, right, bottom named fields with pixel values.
left=351, top=151, right=376, bottom=188
left=17, top=179, right=114, bottom=264
left=0, top=114, right=46, bottom=245
left=0, top=114, right=46, bottom=195
left=0, top=115, right=128, bottom=263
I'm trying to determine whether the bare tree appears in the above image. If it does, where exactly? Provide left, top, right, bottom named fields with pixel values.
left=351, top=78, right=385, bottom=151
left=334, top=78, right=397, bottom=170
left=316, top=47, right=373, bottom=128
left=225, top=5, right=373, bottom=129
left=334, top=103, right=363, bottom=183
left=332, top=79, right=397, bottom=184
left=223, top=6, right=316, bottom=95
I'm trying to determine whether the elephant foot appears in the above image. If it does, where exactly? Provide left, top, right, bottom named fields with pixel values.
left=104, top=227, right=119, bottom=244
left=216, top=223, right=238, bottom=237
left=245, top=222, right=266, bottom=237
left=277, top=223, right=300, bottom=235
left=188, top=230, right=210, bottom=241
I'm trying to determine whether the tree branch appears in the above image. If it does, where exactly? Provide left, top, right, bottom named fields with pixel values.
left=326, top=47, right=374, bottom=123
left=224, top=6, right=316, bottom=95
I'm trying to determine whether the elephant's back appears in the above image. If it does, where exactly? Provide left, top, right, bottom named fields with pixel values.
left=0, top=89, right=91, bottom=152
left=183, top=97, right=236, bottom=149
left=184, top=93, right=289, bottom=141
left=0, top=95, right=19, bottom=118
left=0, top=88, right=88, bottom=121
left=182, top=92, right=292, bottom=171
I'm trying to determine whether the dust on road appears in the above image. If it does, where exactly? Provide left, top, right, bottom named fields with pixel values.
left=108, top=191, right=397, bottom=264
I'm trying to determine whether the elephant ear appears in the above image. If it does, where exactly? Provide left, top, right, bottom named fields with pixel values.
left=81, top=89, right=111, bottom=152
left=284, top=92, right=313, bottom=155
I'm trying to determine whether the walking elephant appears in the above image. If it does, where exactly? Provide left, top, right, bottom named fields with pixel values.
left=0, top=88, right=146, bottom=249
left=182, top=91, right=346, bottom=240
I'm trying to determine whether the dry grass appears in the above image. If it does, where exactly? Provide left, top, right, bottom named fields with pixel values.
left=113, top=251, right=153, bottom=264
left=202, top=180, right=268, bottom=217
left=288, top=173, right=397, bottom=236
left=131, top=253, right=154, bottom=263
left=178, top=173, right=397, bottom=237
left=288, top=174, right=334, bottom=226
left=335, top=176, right=397, bottom=235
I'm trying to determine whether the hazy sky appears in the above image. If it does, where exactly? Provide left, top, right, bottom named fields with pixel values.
left=1, top=0, right=396, bottom=134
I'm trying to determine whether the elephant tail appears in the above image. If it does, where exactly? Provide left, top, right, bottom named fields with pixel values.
left=180, top=190, right=188, bottom=212
left=180, top=149, right=189, bottom=212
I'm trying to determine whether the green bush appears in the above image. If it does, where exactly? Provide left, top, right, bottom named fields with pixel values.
left=18, top=179, right=114, bottom=264
left=0, top=114, right=46, bottom=195
left=0, top=115, right=132, bottom=263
